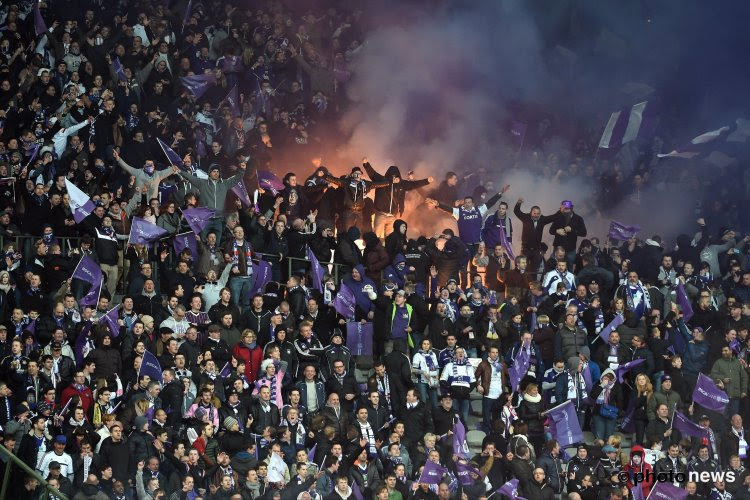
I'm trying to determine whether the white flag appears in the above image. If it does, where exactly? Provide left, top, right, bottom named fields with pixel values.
left=65, top=179, right=95, bottom=223
left=267, top=452, right=286, bottom=483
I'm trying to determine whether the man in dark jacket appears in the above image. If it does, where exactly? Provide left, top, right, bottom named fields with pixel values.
left=400, top=388, right=433, bottom=458
left=362, top=160, right=432, bottom=237
left=514, top=199, right=556, bottom=276
left=522, top=467, right=556, bottom=500
left=535, top=440, right=565, bottom=495
left=548, top=200, right=587, bottom=265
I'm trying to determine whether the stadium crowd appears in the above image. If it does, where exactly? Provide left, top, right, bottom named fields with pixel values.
left=0, top=1, right=749, bottom=500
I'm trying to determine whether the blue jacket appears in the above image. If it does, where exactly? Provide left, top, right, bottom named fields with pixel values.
left=677, top=319, right=709, bottom=378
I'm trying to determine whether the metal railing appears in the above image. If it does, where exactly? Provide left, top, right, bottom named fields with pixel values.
left=0, top=444, right=68, bottom=500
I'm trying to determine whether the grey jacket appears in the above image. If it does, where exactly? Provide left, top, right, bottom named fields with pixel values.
left=116, top=157, right=173, bottom=200
left=178, top=170, right=245, bottom=217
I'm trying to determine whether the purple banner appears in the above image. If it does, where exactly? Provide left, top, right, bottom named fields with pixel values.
left=72, top=256, right=103, bottom=307
left=113, top=58, right=127, bottom=82
left=307, top=247, right=325, bottom=292
left=333, top=283, right=356, bottom=320
left=676, top=283, right=694, bottom=323
left=139, top=350, right=163, bottom=383
left=598, top=314, right=624, bottom=343
left=173, top=232, right=198, bottom=260
left=616, top=357, right=645, bottom=383
left=180, top=73, right=216, bottom=99
left=346, top=322, right=373, bottom=356
left=182, top=0, right=193, bottom=26
left=74, top=322, right=92, bottom=368
left=157, top=138, right=185, bottom=169
left=608, top=220, right=641, bottom=241
left=692, top=373, right=729, bottom=412
left=620, top=396, right=636, bottom=433
left=496, top=478, right=526, bottom=500
left=452, top=419, right=469, bottom=459
left=547, top=400, right=583, bottom=447
left=250, top=258, right=272, bottom=296
left=418, top=460, right=449, bottom=485
left=34, top=6, right=47, bottom=36
left=181, top=207, right=216, bottom=234
left=223, top=85, right=241, bottom=117
left=231, top=180, right=253, bottom=207
left=258, top=170, right=284, bottom=195
left=455, top=461, right=480, bottom=486
left=509, top=345, right=530, bottom=392
left=129, top=217, right=169, bottom=246
left=219, top=362, right=232, bottom=378
left=498, top=222, right=515, bottom=260
left=648, top=481, right=688, bottom=500
left=100, top=305, right=121, bottom=338
left=671, top=409, right=708, bottom=439
left=351, top=481, right=364, bottom=500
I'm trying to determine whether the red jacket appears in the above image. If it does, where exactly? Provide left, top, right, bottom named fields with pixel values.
left=623, top=445, right=653, bottom=498
left=60, top=384, right=94, bottom=416
left=232, top=343, right=263, bottom=384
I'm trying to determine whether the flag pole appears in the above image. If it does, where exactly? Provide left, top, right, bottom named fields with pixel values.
left=668, top=402, right=677, bottom=430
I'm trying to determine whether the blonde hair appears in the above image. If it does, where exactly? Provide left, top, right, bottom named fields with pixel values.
left=635, top=373, right=653, bottom=397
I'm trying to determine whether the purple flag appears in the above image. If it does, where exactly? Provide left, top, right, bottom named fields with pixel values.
left=546, top=400, right=583, bottom=447
left=221, top=56, right=243, bottom=74
left=455, top=461, right=480, bottom=486
left=308, top=444, right=317, bottom=463
left=598, top=314, right=625, bottom=343
left=258, top=170, right=284, bottom=195
left=194, top=128, right=208, bottom=157
left=509, top=345, right=530, bottom=392
left=452, top=419, right=470, bottom=459
left=351, top=481, right=364, bottom=500
left=181, top=207, right=216, bottom=234
left=333, top=283, right=356, bottom=320
left=346, top=322, right=373, bottom=356
left=731, top=338, right=741, bottom=354
left=657, top=125, right=732, bottom=160
left=72, top=256, right=103, bottom=307
left=616, top=358, right=645, bottom=383
left=496, top=478, right=526, bottom=499
left=33, top=6, right=47, bottom=36
left=144, top=406, right=154, bottom=426
left=671, top=409, right=708, bottom=439
left=173, top=232, right=198, bottom=260
left=306, top=247, right=325, bottom=292
left=676, top=283, right=694, bottom=323
left=180, top=73, right=216, bottom=99
left=139, top=350, right=163, bottom=383
left=510, top=121, right=527, bottom=153
left=648, top=481, right=688, bottom=500
left=693, top=373, right=729, bottom=412
left=74, top=322, right=92, bottom=368
left=250, top=258, right=272, bottom=296
left=182, top=0, right=193, bottom=27
left=222, top=85, right=241, bottom=117
left=219, top=362, right=232, bottom=378
left=129, top=217, right=169, bottom=246
left=418, top=460, right=449, bottom=485
left=632, top=480, right=646, bottom=500
left=157, top=138, right=185, bottom=169
left=65, top=179, right=96, bottom=223
left=113, top=58, right=127, bottom=82
left=608, top=220, right=641, bottom=241
left=498, top=223, right=515, bottom=260
left=231, top=180, right=253, bottom=207
left=100, top=305, right=121, bottom=338
left=620, top=396, right=636, bottom=433
left=25, top=319, right=36, bottom=336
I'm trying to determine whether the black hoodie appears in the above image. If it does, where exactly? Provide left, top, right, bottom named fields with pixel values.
left=362, top=163, right=430, bottom=215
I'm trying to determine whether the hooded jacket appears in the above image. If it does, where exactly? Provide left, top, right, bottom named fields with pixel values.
left=623, top=445, right=654, bottom=498
left=589, top=368, right=623, bottom=414
left=383, top=254, right=408, bottom=289
left=385, top=219, right=408, bottom=260
left=362, top=163, right=430, bottom=215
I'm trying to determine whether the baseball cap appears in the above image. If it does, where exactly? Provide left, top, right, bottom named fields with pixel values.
left=49, top=460, right=61, bottom=469
left=661, top=374, right=672, bottom=383
left=561, top=200, right=573, bottom=208
left=602, top=445, right=617, bottom=453
left=54, top=435, right=67, bottom=444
